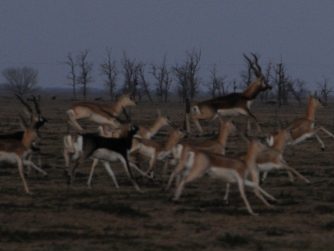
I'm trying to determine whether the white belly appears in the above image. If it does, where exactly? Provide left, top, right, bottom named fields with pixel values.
left=0, top=152, right=19, bottom=164
left=257, top=162, right=281, bottom=172
left=292, top=132, right=314, bottom=145
left=208, top=167, right=237, bottom=183
left=217, top=108, right=246, bottom=117
left=92, top=149, right=122, bottom=162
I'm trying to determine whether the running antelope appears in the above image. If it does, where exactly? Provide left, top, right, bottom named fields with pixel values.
left=64, top=125, right=142, bottom=191
left=172, top=140, right=276, bottom=216
left=267, top=96, right=334, bottom=150
left=131, top=128, right=185, bottom=177
left=0, top=103, right=42, bottom=194
left=0, top=95, right=48, bottom=176
left=258, top=129, right=310, bottom=183
left=67, top=93, right=136, bottom=132
left=166, top=120, right=236, bottom=189
left=190, top=54, right=271, bottom=134
left=98, top=110, right=170, bottom=139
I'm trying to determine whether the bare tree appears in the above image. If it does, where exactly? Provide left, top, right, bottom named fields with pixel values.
left=101, top=48, right=118, bottom=100
left=207, top=64, right=226, bottom=97
left=151, top=55, right=173, bottom=102
left=121, top=52, right=141, bottom=99
left=65, top=53, right=77, bottom=99
left=137, top=64, right=153, bottom=102
left=174, top=49, right=201, bottom=102
left=274, top=62, right=289, bottom=106
left=77, top=49, right=93, bottom=99
left=317, top=78, right=333, bottom=105
left=2, top=66, right=39, bottom=96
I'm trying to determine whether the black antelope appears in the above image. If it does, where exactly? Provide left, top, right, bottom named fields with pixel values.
left=64, top=125, right=142, bottom=191
left=190, top=54, right=271, bottom=134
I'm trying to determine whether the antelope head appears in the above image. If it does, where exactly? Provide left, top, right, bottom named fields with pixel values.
left=244, top=53, right=272, bottom=92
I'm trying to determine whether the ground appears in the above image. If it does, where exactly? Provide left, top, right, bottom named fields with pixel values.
left=0, top=95, right=334, bottom=251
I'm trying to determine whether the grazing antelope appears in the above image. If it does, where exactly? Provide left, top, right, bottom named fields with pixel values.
left=166, top=120, right=236, bottom=190
left=190, top=54, right=271, bottom=134
left=131, top=128, right=185, bottom=177
left=66, top=93, right=136, bottom=132
left=64, top=125, right=142, bottom=191
left=0, top=95, right=48, bottom=176
left=267, top=96, right=334, bottom=150
left=0, top=104, right=42, bottom=194
left=172, top=140, right=276, bottom=216
left=259, top=129, right=310, bottom=183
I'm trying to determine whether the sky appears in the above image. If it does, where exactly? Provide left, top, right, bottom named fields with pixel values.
left=0, top=0, right=333, bottom=92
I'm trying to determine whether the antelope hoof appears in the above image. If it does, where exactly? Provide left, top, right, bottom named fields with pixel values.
left=321, top=147, right=325, bottom=151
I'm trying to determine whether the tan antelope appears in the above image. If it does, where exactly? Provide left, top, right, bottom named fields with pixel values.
left=67, top=93, right=136, bottom=132
left=267, top=96, right=334, bottom=150
left=131, top=128, right=185, bottom=177
left=98, top=109, right=170, bottom=139
left=166, top=120, right=236, bottom=189
left=0, top=101, right=42, bottom=194
left=172, top=140, right=276, bottom=216
left=190, top=54, right=271, bottom=134
left=258, top=129, right=310, bottom=183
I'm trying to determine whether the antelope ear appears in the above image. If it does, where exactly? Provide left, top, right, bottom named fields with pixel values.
left=156, top=109, right=161, bottom=117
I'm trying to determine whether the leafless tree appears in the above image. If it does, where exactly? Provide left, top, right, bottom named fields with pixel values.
left=151, top=55, right=173, bottom=102
left=317, top=78, right=333, bottom=105
left=274, top=62, right=289, bottom=106
left=138, top=64, right=153, bottom=102
left=174, top=49, right=201, bottom=102
left=121, top=52, right=141, bottom=99
left=77, top=49, right=93, bottom=99
left=207, top=64, right=226, bottom=97
left=2, top=66, right=39, bottom=96
left=65, top=53, right=77, bottom=99
left=101, top=48, right=118, bottom=100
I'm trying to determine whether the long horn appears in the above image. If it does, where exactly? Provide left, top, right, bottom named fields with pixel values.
left=16, top=95, right=33, bottom=114
left=31, top=95, right=41, bottom=115
left=251, top=53, right=263, bottom=77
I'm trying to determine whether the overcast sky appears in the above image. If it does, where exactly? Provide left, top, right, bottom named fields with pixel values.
left=0, top=0, right=333, bottom=91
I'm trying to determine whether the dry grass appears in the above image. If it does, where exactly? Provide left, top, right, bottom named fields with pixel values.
left=1, top=95, right=334, bottom=251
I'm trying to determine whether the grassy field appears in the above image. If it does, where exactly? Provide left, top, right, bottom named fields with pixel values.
left=0, top=95, right=334, bottom=251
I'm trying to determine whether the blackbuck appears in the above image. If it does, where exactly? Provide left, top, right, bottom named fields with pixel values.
left=190, top=54, right=271, bottom=134
left=171, top=140, right=276, bottom=216
left=88, top=110, right=172, bottom=182
left=98, top=110, right=170, bottom=139
left=267, top=96, right=334, bottom=150
left=64, top=125, right=142, bottom=191
left=166, top=120, right=236, bottom=189
left=131, top=128, right=186, bottom=177
left=0, top=95, right=48, bottom=176
left=66, top=93, right=136, bottom=132
left=258, top=129, right=310, bottom=183
left=0, top=97, right=45, bottom=193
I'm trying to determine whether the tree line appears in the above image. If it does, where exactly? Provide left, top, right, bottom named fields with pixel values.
left=1, top=49, right=333, bottom=105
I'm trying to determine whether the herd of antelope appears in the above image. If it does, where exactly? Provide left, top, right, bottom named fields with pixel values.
left=1, top=54, right=334, bottom=216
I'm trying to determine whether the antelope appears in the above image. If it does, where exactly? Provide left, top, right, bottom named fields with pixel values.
left=66, top=93, right=136, bottom=132
left=259, top=129, right=310, bottom=183
left=64, top=124, right=142, bottom=191
left=166, top=120, right=236, bottom=190
left=130, top=128, right=186, bottom=177
left=88, top=110, right=172, bottom=182
left=190, top=54, right=271, bottom=134
left=98, top=110, right=170, bottom=139
left=0, top=95, right=48, bottom=176
left=172, top=140, right=276, bottom=216
left=0, top=102, right=42, bottom=194
left=267, top=96, right=334, bottom=150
